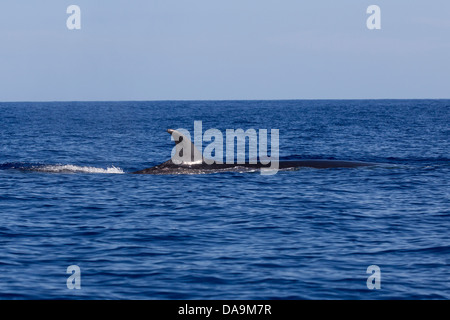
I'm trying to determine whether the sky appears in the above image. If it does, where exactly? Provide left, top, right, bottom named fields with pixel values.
left=0, top=0, right=449, bottom=101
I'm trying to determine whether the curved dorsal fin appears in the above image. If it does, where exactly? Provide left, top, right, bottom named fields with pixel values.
left=167, top=129, right=203, bottom=164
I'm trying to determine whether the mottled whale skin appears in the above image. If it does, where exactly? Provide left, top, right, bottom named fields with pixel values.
left=132, top=129, right=374, bottom=175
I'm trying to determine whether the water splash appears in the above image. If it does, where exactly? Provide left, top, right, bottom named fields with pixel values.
left=35, top=164, right=125, bottom=174
left=0, top=162, right=125, bottom=174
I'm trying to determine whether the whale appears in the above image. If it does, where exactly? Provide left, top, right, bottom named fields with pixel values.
left=132, top=129, right=375, bottom=175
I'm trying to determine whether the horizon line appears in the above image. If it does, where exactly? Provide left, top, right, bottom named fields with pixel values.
left=1, top=98, right=450, bottom=103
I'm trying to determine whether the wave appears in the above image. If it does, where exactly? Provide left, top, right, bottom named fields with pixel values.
left=0, top=162, right=125, bottom=174
left=385, top=156, right=450, bottom=163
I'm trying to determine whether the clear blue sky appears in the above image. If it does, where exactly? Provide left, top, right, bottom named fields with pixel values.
left=0, top=0, right=449, bottom=101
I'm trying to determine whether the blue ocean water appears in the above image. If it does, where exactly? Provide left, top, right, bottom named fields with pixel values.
left=0, top=100, right=448, bottom=300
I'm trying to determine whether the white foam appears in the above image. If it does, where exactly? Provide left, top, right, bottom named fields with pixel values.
left=36, top=164, right=125, bottom=174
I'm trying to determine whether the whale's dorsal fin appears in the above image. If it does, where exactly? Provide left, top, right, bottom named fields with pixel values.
left=168, top=129, right=203, bottom=165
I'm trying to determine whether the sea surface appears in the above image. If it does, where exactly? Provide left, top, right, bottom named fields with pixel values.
left=0, top=100, right=448, bottom=299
